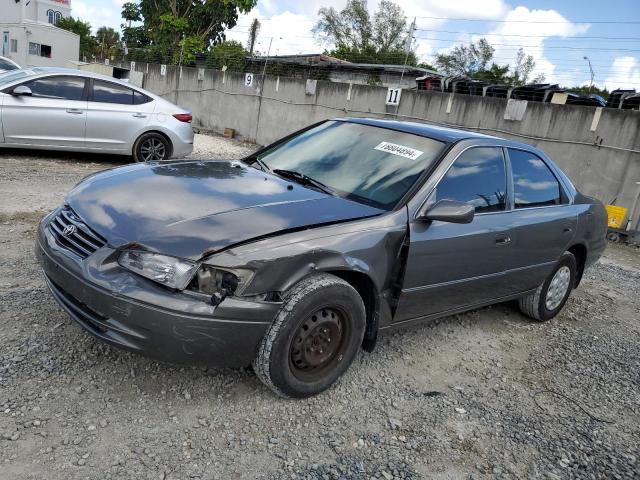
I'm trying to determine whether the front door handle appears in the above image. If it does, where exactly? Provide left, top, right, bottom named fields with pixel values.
left=132, top=113, right=147, bottom=118
left=66, top=108, right=83, bottom=114
left=495, top=235, right=511, bottom=245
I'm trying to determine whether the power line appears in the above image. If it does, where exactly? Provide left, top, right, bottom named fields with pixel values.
left=411, top=28, right=640, bottom=41
left=414, top=15, right=640, bottom=25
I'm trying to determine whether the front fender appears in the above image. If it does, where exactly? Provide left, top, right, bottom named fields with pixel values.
left=203, top=210, right=408, bottom=326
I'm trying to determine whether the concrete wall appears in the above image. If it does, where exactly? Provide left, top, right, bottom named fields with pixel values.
left=133, top=62, right=640, bottom=228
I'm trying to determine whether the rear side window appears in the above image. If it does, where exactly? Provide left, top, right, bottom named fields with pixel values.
left=22, top=76, right=85, bottom=100
left=133, top=91, right=151, bottom=104
left=433, top=147, right=507, bottom=213
left=92, top=79, right=148, bottom=104
left=509, top=149, right=562, bottom=208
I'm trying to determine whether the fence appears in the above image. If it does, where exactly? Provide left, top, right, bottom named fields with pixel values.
left=129, top=62, right=640, bottom=229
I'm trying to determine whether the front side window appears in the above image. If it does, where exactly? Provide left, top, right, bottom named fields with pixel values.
left=255, top=121, right=446, bottom=210
left=509, top=149, right=562, bottom=208
left=92, top=80, right=136, bottom=104
left=54, top=11, right=62, bottom=24
left=23, top=76, right=85, bottom=100
left=47, top=10, right=55, bottom=24
left=10, top=39, right=17, bottom=53
left=432, top=147, right=507, bottom=213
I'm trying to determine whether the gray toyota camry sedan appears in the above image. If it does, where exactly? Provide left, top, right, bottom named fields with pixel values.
left=36, top=118, right=607, bottom=398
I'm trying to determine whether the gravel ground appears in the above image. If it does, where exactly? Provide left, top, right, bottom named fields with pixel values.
left=1, top=134, right=639, bottom=479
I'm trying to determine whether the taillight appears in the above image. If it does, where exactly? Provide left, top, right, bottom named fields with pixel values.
left=173, top=113, right=192, bottom=123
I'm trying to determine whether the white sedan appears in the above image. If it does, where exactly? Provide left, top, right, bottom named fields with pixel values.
left=0, top=56, right=20, bottom=73
left=0, top=67, right=193, bottom=162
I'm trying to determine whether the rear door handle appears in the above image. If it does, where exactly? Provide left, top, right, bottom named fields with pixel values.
left=132, top=113, right=147, bottom=118
left=66, top=108, right=83, bottom=114
left=495, top=235, right=511, bottom=245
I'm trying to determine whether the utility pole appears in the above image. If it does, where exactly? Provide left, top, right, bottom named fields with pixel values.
left=399, top=17, right=416, bottom=87
left=584, top=56, right=595, bottom=94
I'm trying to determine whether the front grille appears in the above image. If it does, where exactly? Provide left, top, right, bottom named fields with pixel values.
left=48, top=206, right=106, bottom=259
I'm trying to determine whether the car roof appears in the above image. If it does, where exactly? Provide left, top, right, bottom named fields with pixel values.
left=340, top=117, right=500, bottom=143
left=3, top=67, right=148, bottom=91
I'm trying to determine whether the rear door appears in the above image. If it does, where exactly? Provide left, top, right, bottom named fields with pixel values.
left=85, top=79, right=154, bottom=152
left=500, top=148, right=577, bottom=293
left=394, top=146, right=513, bottom=322
left=1, top=75, right=88, bottom=147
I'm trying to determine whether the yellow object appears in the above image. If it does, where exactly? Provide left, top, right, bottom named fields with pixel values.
left=606, top=205, right=628, bottom=229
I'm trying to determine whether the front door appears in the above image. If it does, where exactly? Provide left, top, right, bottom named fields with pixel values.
left=394, top=146, right=513, bottom=322
left=1, top=75, right=87, bottom=147
left=85, top=79, right=154, bottom=152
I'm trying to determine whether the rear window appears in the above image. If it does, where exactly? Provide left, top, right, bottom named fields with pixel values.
left=509, top=149, right=563, bottom=208
left=92, top=80, right=135, bottom=104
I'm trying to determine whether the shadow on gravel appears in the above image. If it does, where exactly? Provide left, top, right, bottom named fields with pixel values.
left=0, top=147, right=131, bottom=165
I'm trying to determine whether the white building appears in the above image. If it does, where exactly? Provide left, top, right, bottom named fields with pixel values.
left=1, top=0, right=80, bottom=68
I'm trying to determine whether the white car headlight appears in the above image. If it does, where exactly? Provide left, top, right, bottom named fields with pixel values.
left=118, top=250, right=198, bottom=290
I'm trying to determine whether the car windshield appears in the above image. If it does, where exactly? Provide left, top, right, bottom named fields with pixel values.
left=254, top=121, right=445, bottom=210
left=0, top=70, right=28, bottom=86
left=0, top=59, right=18, bottom=71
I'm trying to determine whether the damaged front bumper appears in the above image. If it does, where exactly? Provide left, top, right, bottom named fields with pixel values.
left=35, top=221, right=279, bottom=367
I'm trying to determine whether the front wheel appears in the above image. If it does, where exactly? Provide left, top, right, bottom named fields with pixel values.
left=253, top=274, right=366, bottom=398
left=518, top=251, right=577, bottom=321
left=133, top=132, right=171, bottom=162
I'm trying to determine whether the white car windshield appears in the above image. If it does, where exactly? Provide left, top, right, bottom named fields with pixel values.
left=255, top=121, right=445, bottom=210
left=0, top=58, right=19, bottom=71
left=0, top=70, right=28, bottom=86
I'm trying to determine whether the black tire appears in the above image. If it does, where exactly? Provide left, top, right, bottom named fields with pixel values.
left=133, top=132, right=171, bottom=162
left=253, top=273, right=366, bottom=398
left=518, top=252, right=577, bottom=322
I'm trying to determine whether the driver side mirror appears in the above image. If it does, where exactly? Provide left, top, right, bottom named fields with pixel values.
left=418, top=199, right=475, bottom=224
left=11, top=85, right=32, bottom=96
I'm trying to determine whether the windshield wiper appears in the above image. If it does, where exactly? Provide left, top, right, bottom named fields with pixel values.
left=272, top=169, right=335, bottom=196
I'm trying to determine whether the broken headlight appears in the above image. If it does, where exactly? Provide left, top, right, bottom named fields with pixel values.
left=190, top=265, right=254, bottom=303
left=118, top=250, right=198, bottom=290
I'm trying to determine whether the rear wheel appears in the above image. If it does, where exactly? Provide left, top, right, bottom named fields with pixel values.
left=133, top=132, right=171, bottom=162
left=253, top=274, right=366, bottom=398
left=518, top=252, right=577, bottom=321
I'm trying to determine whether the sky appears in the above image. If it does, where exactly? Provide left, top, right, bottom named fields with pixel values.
left=72, top=0, right=640, bottom=90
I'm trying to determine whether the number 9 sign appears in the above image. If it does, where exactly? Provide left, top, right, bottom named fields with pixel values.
left=245, top=73, right=254, bottom=87
left=386, top=87, right=402, bottom=106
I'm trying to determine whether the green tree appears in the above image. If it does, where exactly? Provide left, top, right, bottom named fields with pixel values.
left=139, top=0, right=257, bottom=55
left=96, top=26, right=121, bottom=59
left=247, top=18, right=260, bottom=56
left=121, top=2, right=142, bottom=27
left=314, top=0, right=414, bottom=65
left=56, top=17, right=97, bottom=60
left=206, top=40, right=247, bottom=71
left=436, top=39, right=544, bottom=86
left=435, top=38, right=494, bottom=77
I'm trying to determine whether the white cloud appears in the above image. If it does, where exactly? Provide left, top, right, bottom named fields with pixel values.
left=603, top=56, right=640, bottom=90
left=475, top=6, right=590, bottom=85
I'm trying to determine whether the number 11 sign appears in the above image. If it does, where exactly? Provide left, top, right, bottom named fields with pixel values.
left=386, top=87, right=402, bottom=106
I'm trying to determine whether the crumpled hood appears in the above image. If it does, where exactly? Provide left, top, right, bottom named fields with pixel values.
left=66, top=160, right=383, bottom=260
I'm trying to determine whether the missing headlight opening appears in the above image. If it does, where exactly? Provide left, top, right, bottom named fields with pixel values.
left=190, top=265, right=255, bottom=305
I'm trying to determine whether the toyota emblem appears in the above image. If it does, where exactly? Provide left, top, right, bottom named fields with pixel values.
left=62, top=224, right=77, bottom=237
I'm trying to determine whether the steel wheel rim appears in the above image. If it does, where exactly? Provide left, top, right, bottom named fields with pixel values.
left=289, top=307, right=349, bottom=382
left=545, top=266, right=571, bottom=310
left=140, top=138, right=166, bottom=161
